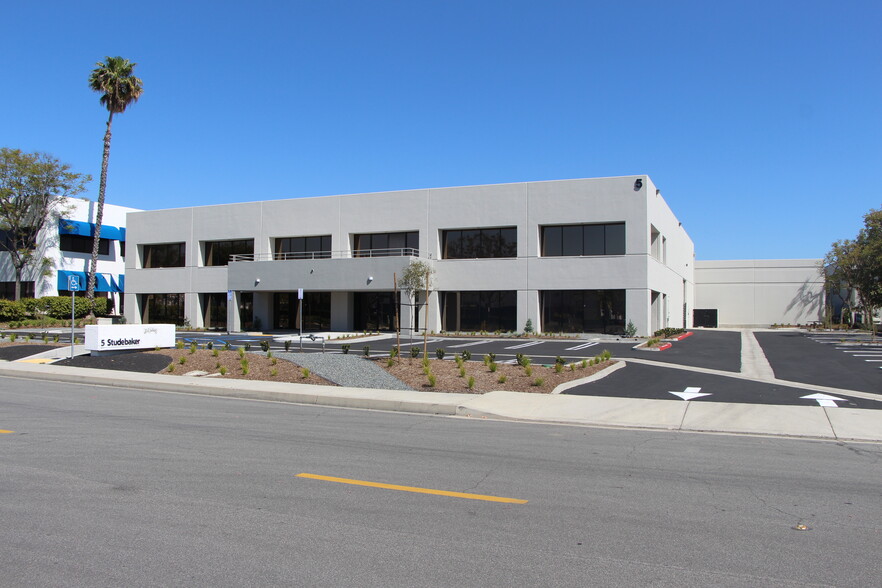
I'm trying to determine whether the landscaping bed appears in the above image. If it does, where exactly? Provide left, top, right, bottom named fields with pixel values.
left=378, top=356, right=617, bottom=394
left=150, top=349, right=336, bottom=386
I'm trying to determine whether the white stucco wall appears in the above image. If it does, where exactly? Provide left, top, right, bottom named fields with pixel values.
left=694, top=259, right=824, bottom=327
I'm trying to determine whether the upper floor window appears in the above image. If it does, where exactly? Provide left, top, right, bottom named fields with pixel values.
left=203, top=239, right=254, bottom=266
left=541, top=223, right=625, bottom=257
left=274, top=235, right=331, bottom=260
left=60, top=234, right=110, bottom=255
left=442, top=227, right=516, bottom=259
left=353, top=231, right=418, bottom=257
left=143, top=242, right=185, bottom=268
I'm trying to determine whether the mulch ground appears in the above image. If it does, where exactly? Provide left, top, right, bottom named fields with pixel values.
left=147, top=349, right=336, bottom=386
left=378, top=356, right=616, bottom=394
left=0, top=342, right=64, bottom=361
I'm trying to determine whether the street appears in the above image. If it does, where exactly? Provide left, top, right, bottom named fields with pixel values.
left=1, top=376, right=880, bottom=586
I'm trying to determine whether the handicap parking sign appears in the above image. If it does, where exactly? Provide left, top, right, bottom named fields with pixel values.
left=68, top=275, right=81, bottom=291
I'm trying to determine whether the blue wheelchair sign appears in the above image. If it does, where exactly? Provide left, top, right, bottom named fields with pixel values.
left=68, top=275, right=81, bottom=291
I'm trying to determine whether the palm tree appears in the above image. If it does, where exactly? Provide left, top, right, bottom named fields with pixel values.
left=86, top=56, right=143, bottom=315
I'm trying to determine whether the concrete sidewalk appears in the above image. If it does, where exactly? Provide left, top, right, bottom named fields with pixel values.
left=1, top=361, right=879, bottom=443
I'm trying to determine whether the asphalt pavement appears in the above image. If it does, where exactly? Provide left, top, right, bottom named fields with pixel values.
left=1, top=377, right=880, bottom=587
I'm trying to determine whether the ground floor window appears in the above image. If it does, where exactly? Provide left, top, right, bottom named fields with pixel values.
left=541, top=289, right=625, bottom=334
left=202, top=293, right=227, bottom=330
left=442, top=291, right=517, bottom=332
left=142, top=293, right=185, bottom=325
left=273, top=292, right=330, bottom=331
left=0, top=281, right=35, bottom=300
left=238, top=292, right=253, bottom=331
left=354, top=291, right=399, bottom=331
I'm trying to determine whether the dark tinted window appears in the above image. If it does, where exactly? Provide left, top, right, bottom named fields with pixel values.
left=442, top=227, right=517, bottom=259
left=541, top=223, right=626, bottom=256
left=204, top=239, right=254, bottom=265
left=143, top=243, right=185, bottom=268
left=60, top=234, right=110, bottom=255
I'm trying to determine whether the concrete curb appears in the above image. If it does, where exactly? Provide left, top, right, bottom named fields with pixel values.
left=1, top=361, right=879, bottom=443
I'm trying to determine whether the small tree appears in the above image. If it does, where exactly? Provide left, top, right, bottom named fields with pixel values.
left=0, top=148, right=89, bottom=300
left=399, top=259, right=435, bottom=334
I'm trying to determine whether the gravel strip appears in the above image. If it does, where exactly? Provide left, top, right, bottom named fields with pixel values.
left=265, top=351, right=415, bottom=390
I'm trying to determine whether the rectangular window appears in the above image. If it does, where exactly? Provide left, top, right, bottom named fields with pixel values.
left=441, top=291, right=517, bottom=332
left=274, top=235, right=331, bottom=259
left=143, top=243, right=186, bottom=268
left=541, top=290, right=626, bottom=334
left=354, top=231, right=418, bottom=257
left=142, top=293, right=185, bottom=325
left=60, top=234, right=110, bottom=255
left=203, top=239, right=254, bottom=266
left=202, top=292, right=227, bottom=329
left=541, top=223, right=626, bottom=257
left=0, top=281, right=35, bottom=300
left=441, top=227, right=517, bottom=259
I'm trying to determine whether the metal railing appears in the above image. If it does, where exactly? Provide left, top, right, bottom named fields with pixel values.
left=229, top=248, right=423, bottom=262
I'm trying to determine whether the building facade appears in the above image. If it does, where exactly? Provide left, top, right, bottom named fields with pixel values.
left=693, top=259, right=824, bottom=327
left=123, top=176, right=695, bottom=336
left=0, top=198, right=137, bottom=313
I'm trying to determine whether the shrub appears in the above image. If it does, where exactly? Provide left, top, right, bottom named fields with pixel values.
left=460, top=350, right=471, bottom=361
left=458, top=366, right=466, bottom=378
left=176, top=340, right=185, bottom=349
left=427, top=374, right=436, bottom=387
left=390, top=346, right=400, bottom=358
left=270, top=368, right=278, bottom=377
left=410, top=346, right=420, bottom=358
left=260, top=340, right=270, bottom=352
left=206, top=341, right=213, bottom=350
left=271, top=357, right=277, bottom=365
left=0, top=300, right=26, bottom=321
left=653, top=327, right=686, bottom=338
left=189, top=342, right=197, bottom=354
left=497, top=374, right=507, bottom=384
left=423, top=365, right=431, bottom=376
left=602, top=349, right=611, bottom=361
left=215, top=361, right=221, bottom=368
left=554, top=362, right=563, bottom=373
left=222, top=342, right=231, bottom=351
left=237, top=347, right=245, bottom=358
left=516, top=353, right=531, bottom=367
left=9, top=333, right=17, bottom=342
left=525, top=365, right=533, bottom=377
left=489, top=362, right=498, bottom=372
left=387, top=358, right=395, bottom=367
left=219, top=366, right=227, bottom=375
left=422, top=357, right=430, bottom=368
left=341, top=343, right=350, bottom=354
left=624, top=320, right=637, bottom=337
left=646, top=338, right=660, bottom=347
left=301, top=367, right=310, bottom=378
left=241, top=365, right=250, bottom=375
left=569, top=363, right=576, bottom=372
left=53, top=335, right=59, bottom=343
left=435, top=348, right=446, bottom=359
left=243, top=342, right=251, bottom=351
left=363, top=345, right=370, bottom=357
left=266, top=350, right=273, bottom=359
left=284, top=340, right=292, bottom=352
left=532, top=377, right=545, bottom=387
left=487, top=352, right=496, bottom=362
left=467, top=376, right=475, bottom=390
left=454, top=355, right=463, bottom=367
left=167, top=363, right=175, bottom=372
left=212, top=349, right=219, bottom=357
left=24, top=334, right=31, bottom=342
left=177, top=356, right=186, bottom=365
left=555, top=356, right=565, bottom=365
left=524, top=318, right=534, bottom=334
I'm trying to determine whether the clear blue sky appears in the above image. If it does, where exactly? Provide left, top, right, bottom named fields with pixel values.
left=3, top=0, right=880, bottom=260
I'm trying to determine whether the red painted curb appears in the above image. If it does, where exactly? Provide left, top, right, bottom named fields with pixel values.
left=657, top=342, right=672, bottom=351
left=672, top=331, right=694, bottom=341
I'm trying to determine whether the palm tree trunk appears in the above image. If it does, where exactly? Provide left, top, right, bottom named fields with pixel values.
left=86, top=112, right=114, bottom=317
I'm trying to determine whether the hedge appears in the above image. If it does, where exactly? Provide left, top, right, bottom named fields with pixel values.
left=0, top=300, right=27, bottom=321
left=0, top=297, right=110, bottom=321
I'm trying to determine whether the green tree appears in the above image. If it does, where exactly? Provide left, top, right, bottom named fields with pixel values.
left=0, top=148, right=89, bottom=299
left=87, top=56, right=143, bottom=312
left=398, top=260, right=435, bottom=354
left=823, top=207, right=882, bottom=334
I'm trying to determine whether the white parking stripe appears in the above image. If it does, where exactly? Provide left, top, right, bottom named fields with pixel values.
left=504, top=341, right=544, bottom=350
left=565, top=342, right=599, bottom=351
left=447, top=339, right=493, bottom=348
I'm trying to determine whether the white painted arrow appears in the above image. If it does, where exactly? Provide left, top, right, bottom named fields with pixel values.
left=800, top=393, right=846, bottom=407
left=669, top=387, right=711, bottom=401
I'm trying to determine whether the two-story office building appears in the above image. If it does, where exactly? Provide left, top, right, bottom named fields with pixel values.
left=123, top=176, right=695, bottom=336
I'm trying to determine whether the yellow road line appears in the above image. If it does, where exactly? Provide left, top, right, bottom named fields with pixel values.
left=0, top=430, right=13, bottom=434
left=296, top=473, right=528, bottom=504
